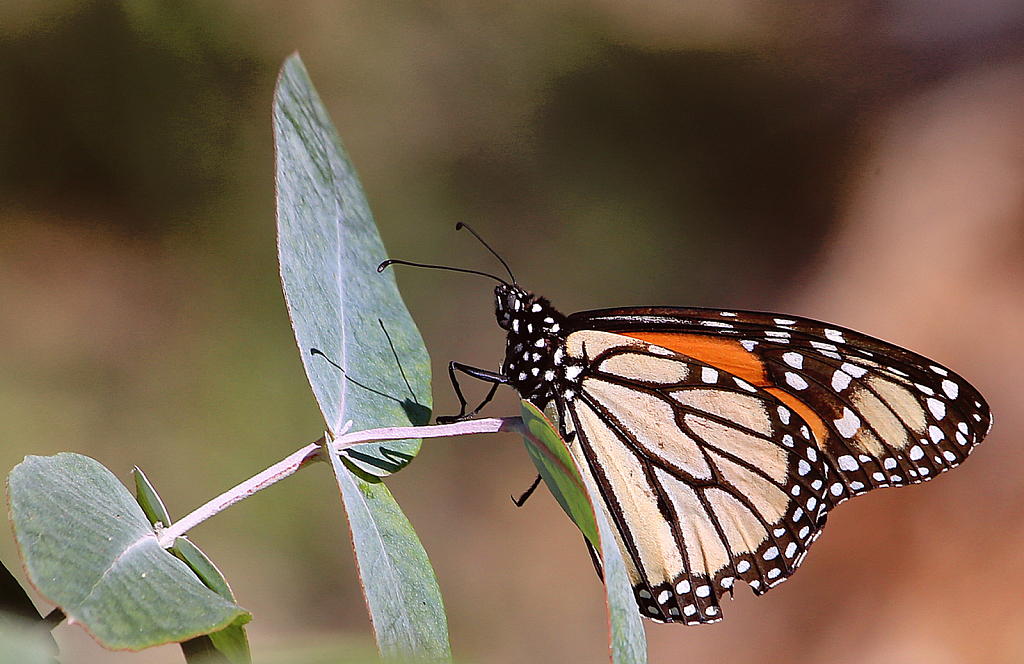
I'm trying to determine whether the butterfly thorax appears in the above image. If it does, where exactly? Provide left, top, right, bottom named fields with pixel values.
left=494, top=284, right=574, bottom=406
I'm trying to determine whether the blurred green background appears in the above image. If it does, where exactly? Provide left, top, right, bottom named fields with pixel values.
left=2, top=1, right=1023, bottom=662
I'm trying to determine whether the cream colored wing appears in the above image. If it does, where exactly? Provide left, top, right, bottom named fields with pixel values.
left=549, top=330, right=830, bottom=624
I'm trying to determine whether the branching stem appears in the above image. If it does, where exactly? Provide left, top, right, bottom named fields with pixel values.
left=157, top=416, right=523, bottom=547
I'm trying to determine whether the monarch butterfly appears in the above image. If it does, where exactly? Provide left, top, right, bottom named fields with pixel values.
left=382, top=224, right=992, bottom=625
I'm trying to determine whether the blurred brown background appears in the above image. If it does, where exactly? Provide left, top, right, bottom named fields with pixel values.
left=1, top=1, right=1022, bottom=662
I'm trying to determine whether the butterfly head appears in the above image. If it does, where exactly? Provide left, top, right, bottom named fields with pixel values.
left=494, top=283, right=530, bottom=330
left=494, top=284, right=565, bottom=333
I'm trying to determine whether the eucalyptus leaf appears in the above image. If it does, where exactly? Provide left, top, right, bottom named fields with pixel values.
left=273, top=53, right=450, bottom=662
left=172, top=538, right=251, bottom=664
left=330, top=457, right=451, bottom=663
left=519, top=403, right=647, bottom=664
left=133, top=466, right=171, bottom=529
left=274, top=53, right=431, bottom=478
left=7, top=453, right=247, bottom=651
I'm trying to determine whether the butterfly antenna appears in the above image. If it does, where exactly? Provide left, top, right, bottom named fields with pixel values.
left=455, top=222, right=517, bottom=286
left=377, top=259, right=509, bottom=286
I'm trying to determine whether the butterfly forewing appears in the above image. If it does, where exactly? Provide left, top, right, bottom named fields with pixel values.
left=573, top=307, right=992, bottom=506
left=550, top=330, right=830, bottom=623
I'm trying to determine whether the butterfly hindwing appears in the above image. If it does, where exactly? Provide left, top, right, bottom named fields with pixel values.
left=550, top=330, right=830, bottom=624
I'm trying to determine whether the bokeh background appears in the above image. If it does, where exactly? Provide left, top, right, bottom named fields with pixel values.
left=1, top=1, right=1023, bottom=662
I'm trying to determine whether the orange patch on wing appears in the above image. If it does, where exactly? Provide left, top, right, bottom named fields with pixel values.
left=618, top=330, right=832, bottom=451
left=765, top=388, right=830, bottom=450
left=618, top=332, right=769, bottom=386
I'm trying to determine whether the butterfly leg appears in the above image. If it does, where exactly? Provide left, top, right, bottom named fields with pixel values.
left=436, top=361, right=508, bottom=424
left=511, top=474, right=543, bottom=507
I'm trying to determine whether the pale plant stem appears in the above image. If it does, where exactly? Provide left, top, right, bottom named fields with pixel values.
left=157, top=417, right=522, bottom=548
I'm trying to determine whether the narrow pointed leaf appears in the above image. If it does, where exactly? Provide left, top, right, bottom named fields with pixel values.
left=274, top=53, right=431, bottom=478
left=519, top=403, right=647, bottom=664
left=8, top=454, right=246, bottom=651
left=329, top=454, right=451, bottom=663
left=133, top=467, right=171, bottom=529
left=172, top=538, right=251, bottom=664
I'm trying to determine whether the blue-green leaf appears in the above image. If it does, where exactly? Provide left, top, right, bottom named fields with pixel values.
left=7, top=454, right=247, bottom=651
left=273, top=53, right=450, bottom=662
left=171, top=538, right=251, bottom=664
left=329, top=458, right=451, bottom=663
left=274, top=53, right=431, bottom=478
